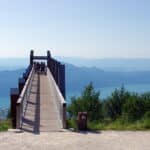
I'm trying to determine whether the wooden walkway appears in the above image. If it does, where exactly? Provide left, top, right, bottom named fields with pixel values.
left=21, top=73, right=62, bottom=133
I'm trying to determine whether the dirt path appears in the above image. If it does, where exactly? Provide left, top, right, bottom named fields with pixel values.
left=0, top=131, right=149, bottom=150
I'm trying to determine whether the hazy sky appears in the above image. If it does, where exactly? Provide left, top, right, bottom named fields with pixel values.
left=0, top=0, right=150, bottom=58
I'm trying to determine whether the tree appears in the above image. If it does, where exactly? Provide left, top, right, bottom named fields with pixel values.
left=104, top=86, right=130, bottom=120
left=123, top=95, right=145, bottom=122
left=67, top=82, right=102, bottom=121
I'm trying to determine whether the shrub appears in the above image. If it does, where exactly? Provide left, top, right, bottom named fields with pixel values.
left=67, top=82, right=102, bottom=121
left=104, top=86, right=130, bottom=120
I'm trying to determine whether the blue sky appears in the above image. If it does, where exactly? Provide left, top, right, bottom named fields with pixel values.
left=0, top=0, right=150, bottom=58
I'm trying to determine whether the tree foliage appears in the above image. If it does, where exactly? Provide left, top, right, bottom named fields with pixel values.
left=104, top=86, right=130, bottom=120
left=67, top=83, right=150, bottom=125
left=67, top=82, right=102, bottom=121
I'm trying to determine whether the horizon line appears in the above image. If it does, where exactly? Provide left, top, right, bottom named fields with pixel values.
left=1, top=57, right=150, bottom=60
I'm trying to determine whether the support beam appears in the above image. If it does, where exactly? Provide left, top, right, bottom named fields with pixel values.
left=33, top=56, right=47, bottom=60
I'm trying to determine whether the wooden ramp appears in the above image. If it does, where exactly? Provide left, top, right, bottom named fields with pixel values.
left=21, top=73, right=62, bottom=133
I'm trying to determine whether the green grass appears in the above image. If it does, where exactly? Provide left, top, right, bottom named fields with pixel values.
left=67, top=119, right=78, bottom=130
left=0, top=119, right=11, bottom=132
left=67, top=118, right=150, bottom=131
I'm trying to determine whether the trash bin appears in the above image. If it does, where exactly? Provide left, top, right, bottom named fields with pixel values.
left=77, top=112, right=87, bottom=131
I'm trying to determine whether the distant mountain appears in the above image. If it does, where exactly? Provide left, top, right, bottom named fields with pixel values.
left=56, top=57, right=150, bottom=72
left=1, top=59, right=150, bottom=108
left=2, top=57, right=150, bottom=72
left=66, top=63, right=150, bottom=92
left=0, top=58, right=28, bottom=70
left=1, top=62, right=150, bottom=99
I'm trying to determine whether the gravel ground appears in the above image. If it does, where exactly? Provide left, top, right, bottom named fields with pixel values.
left=0, top=131, right=149, bottom=150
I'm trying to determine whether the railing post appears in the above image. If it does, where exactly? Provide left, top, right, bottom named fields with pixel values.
left=10, top=88, right=19, bottom=128
left=16, top=103, right=21, bottom=129
left=47, top=50, right=51, bottom=66
left=30, top=50, right=34, bottom=65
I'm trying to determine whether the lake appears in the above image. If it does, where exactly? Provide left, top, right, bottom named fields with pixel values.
left=0, top=97, right=10, bottom=109
left=1, top=83, right=150, bottom=109
left=66, top=83, right=150, bottom=102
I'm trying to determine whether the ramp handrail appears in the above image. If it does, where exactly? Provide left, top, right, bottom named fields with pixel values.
left=16, top=66, right=35, bottom=129
left=47, top=68, right=66, bottom=128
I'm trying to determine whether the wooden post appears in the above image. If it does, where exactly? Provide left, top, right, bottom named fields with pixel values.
left=30, top=50, right=34, bottom=65
left=47, top=50, right=51, bottom=67
left=10, top=88, right=19, bottom=128
left=16, top=103, right=21, bottom=129
left=47, top=51, right=52, bottom=73
left=47, top=50, right=51, bottom=58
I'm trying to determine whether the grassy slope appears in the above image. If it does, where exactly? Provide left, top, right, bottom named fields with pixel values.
left=67, top=118, right=150, bottom=131
left=0, top=120, right=11, bottom=132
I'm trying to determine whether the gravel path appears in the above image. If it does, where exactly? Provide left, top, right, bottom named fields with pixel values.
left=0, top=131, right=149, bottom=150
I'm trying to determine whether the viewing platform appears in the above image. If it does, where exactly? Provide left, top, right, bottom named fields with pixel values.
left=10, top=50, right=66, bottom=133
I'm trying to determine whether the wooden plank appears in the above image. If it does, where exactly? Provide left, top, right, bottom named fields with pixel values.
left=21, top=72, right=62, bottom=133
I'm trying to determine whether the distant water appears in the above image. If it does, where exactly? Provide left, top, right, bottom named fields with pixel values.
left=0, top=97, right=10, bottom=109
left=1, top=83, right=150, bottom=108
left=0, top=97, right=9, bottom=119
left=66, top=83, right=150, bottom=103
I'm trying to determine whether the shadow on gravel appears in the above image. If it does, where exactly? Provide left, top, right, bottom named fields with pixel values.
left=78, top=131, right=101, bottom=134
left=68, top=129, right=101, bottom=134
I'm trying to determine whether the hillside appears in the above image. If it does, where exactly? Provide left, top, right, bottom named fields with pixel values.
left=1, top=64, right=150, bottom=98
left=66, top=63, right=150, bottom=92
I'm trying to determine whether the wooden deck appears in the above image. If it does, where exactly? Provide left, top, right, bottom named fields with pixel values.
left=21, top=73, right=62, bottom=133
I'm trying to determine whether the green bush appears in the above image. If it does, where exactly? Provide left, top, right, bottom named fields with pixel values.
left=67, top=119, right=77, bottom=129
left=104, top=86, right=130, bottom=120
left=123, top=96, right=145, bottom=122
left=67, top=83, right=150, bottom=130
left=67, top=83, right=102, bottom=121
left=87, top=121, right=105, bottom=130
left=144, top=111, right=150, bottom=119
left=142, top=119, right=150, bottom=129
